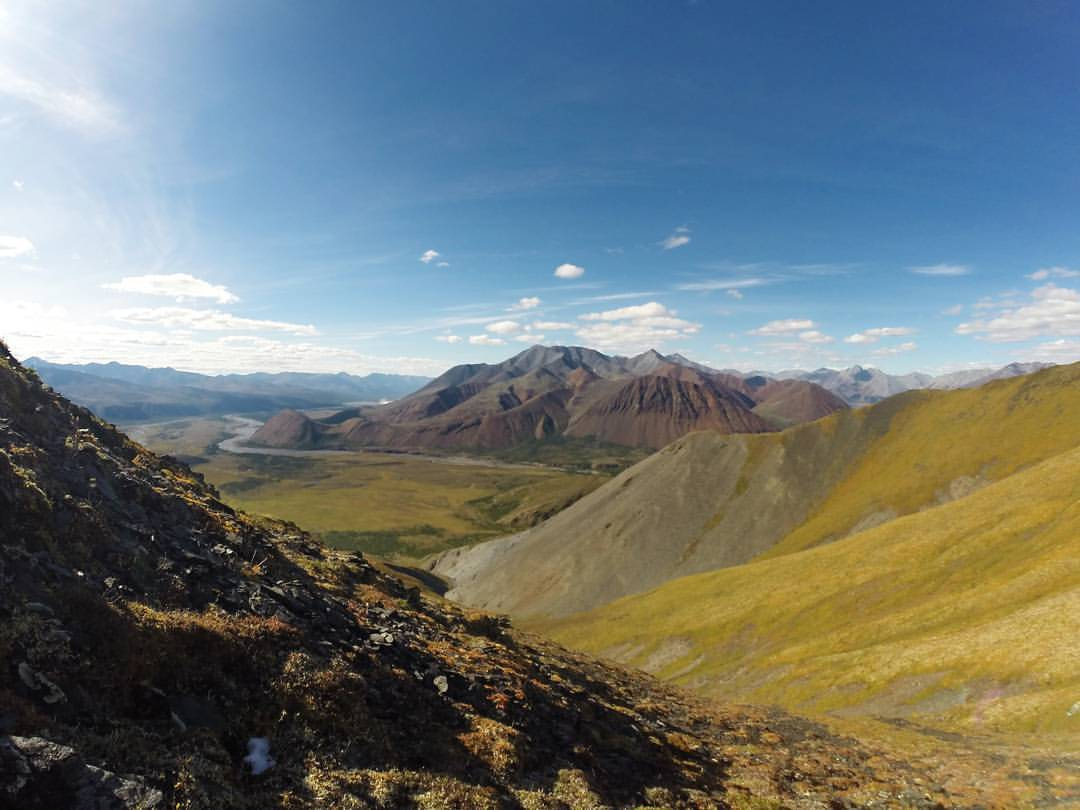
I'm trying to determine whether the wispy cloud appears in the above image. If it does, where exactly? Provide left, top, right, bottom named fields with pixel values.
left=726, top=289, right=743, bottom=300
left=12, top=179, right=24, bottom=192
left=554, top=262, right=585, bottom=279
left=573, top=291, right=658, bottom=303
left=110, top=307, right=317, bottom=336
left=103, top=273, right=239, bottom=304
left=0, top=64, right=122, bottom=137
left=435, top=334, right=462, bottom=344
left=873, top=341, right=918, bottom=355
left=509, top=296, right=541, bottom=311
left=0, top=234, right=35, bottom=259
left=532, top=320, right=574, bottom=330
left=748, top=318, right=815, bottom=335
left=910, top=263, right=971, bottom=276
left=469, top=334, right=505, bottom=346
left=419, top=249, right=440, bottom=264
left=660, top=226, right=691, bottom=250
left=798, top=330, right=833, bottom=344
left=676, top=277, right=768, bottom=292
left=843, top=326, right=915, bottom=344
left=1027, top=266, right=1080, bottom=281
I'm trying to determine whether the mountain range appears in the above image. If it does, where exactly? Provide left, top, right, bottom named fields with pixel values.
left=250, top=345, right=849, bottom=452
left=3, top=339, right=1044, bottom=807
left=429, top=361, right=1080, bottom=736
left=22, top=357, right=430, bottom=422
left=772, top=361, right=1052, bottom=405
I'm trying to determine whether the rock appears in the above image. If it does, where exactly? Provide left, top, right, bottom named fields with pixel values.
left=0, top=735, right=163, bottom=808
left=433, top=675, right=449, bottom=696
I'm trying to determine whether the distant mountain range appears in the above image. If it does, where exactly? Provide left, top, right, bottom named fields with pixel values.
left=251, top=345, right=849, bottom=452
left=770, top=361, right=1053, bottom=405
left=22, top=357, right=430, bottom=422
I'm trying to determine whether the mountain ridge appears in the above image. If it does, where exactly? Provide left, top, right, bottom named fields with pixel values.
left=252, top=345, right=848, bottom=452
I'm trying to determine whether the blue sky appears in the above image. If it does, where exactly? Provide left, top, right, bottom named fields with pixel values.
left=2, top=1, right=1080, bottom=375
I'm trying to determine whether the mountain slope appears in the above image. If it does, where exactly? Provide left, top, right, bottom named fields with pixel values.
left=431, top=362, right=1080, bottom=619
left=536, top=441, right=1080, bottom=734
left=252, top=345, right=844, bottom=452
left=1, top=342, right=1030, bottom=807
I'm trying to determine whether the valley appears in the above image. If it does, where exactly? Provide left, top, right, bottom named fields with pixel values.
left=129, top=415, right=608, bottom=561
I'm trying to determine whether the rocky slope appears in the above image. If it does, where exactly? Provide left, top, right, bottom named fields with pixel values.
left=0, top=340, right=1024, bottom=808
left=251, top=346, right=845, bottom=453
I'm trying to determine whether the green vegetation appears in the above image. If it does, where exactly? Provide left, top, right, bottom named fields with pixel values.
left=133, top=418, right=604, bottom=560
left=484, top=434, right=651, bottom=473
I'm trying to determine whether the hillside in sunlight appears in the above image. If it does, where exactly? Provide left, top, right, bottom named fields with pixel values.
left=535, top=441, right=1080, bottom=734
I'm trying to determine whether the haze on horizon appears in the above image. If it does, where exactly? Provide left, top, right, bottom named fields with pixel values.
left=2, top=1, right=1080, bottom=378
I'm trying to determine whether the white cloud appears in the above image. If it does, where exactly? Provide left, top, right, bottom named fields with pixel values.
left=843, top=326, right=915, bottom=344
left=726, top=288, right=743, bottom=300
left=575, top=301, right=700, bottom=351
left=12, top=179, right=23, bottom=192
left=532, top=320, right=574, bottom=330
left=956, top=283, right=1080, bottom=342
left=103, top=273, right=239, bottom=304
left=110, top=307, right=317, bottom=336
left=510, top=296, right=541, bottom=311
left=942, top=304, right=964, bottom=316
left=420, top=249, right=440, bottom=264
left=580, top=302, right=680, bottom=323
left=1023, top=339, right=1080, bottom=362
left=436, top=261, right=450, bottom=268
left=799, top=330, right=833, bottom=344
left=469, top=334, right=505, bottom=346
left=1027, top=266, right=1080, bottom=281
left=513, top=333, right=543, bottom=343
left=749, top=318, right=815, bottom=335
left=486, top=320, right=522, bottom=335
left=660, top=226, right=691, bottom=250
left=554, top=263, right=585, bottom=279
left=873, top=341, right=918, bottom=355
left=435, top=335, right=462, bottom=344
left=0, top=234, right=35, bottom=259
left=910, top=263, right=971, bottom=276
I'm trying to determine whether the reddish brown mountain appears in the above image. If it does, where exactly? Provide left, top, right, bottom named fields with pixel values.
left=252, top=345, right=847, bottom=452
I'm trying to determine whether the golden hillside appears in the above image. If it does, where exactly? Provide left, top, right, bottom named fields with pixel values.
left=536, top=437, right=1080, bottom=735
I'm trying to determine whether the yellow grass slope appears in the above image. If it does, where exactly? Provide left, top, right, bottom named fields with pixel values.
left=762, top=360, right=1080, bottom=559
left=537, top=441, right=1080, bottom=734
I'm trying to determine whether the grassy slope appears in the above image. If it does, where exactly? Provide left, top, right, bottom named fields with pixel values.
left=535, top=442, right=1080, bottom=734
left=761, top=361, right=1080, bottom=558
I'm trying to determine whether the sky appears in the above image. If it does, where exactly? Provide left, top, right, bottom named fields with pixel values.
left=2, top=1, right=1080, bottom=377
